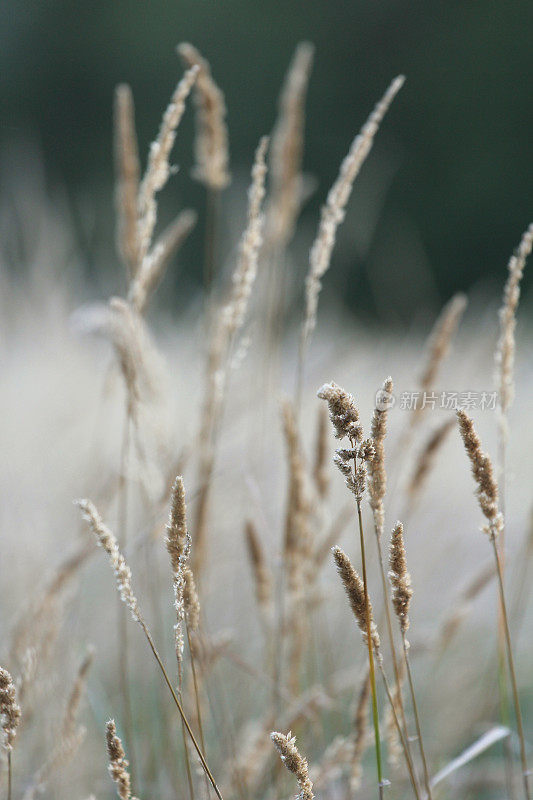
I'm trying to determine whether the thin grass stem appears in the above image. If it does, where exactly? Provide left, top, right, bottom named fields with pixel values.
left=356, top=499, right=384, bottom=798
left=137, top=617, right=223, bottom=800
left=491, top=536, right=530, bottom=800
left=401, top=634, right=432, bottom=800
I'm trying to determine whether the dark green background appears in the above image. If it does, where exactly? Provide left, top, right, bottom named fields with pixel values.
left=2, top=0, right=532, bottom=321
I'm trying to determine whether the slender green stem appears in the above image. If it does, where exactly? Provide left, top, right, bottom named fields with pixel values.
left=137, top=617, right=223, bottom=800
left=356, top=500, right=384, bottom=798
left=401, top=634, right=432, bottom=800
left=7, top=750, right=12, bottom=800
left=378, top=663, right=422, bottom=800
left=491, top=536, right=530, bottom=800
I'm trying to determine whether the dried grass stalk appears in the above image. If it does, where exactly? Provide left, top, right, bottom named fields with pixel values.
left=388, top=522, right=412, bottom=635
left=114, top=84, right=141, bottom=281
left=368, top=376, right=393, bottom=539
left=165, top=476, right=193, bottom=673
left=332, top=547, right=381, bottom=656
left=456, top=411, right=502, bottom=537
left=271, top=731, right=314, bottom=800
left=106, top=720, right=137, bottom=800
left=177, top=43, right=230, bottom=190
left=406, top=418, right=454, bottom=505
left=138, top=65, right=199, bottom=263
left=419, top=293, right=467, bottom=393
left=313, top=404, right=330, bottom=501
left=437, top=562, right=494, bottom=652
left=302, top=76, right=404, bottom=344
left=265, top=41, right=314, bottom=249
left=494, top=222, right=533, bottom=421
left=129, top=209, right=197, bottom=313
left=350, top=668, right=372, bottom=789
left=457, top=411, right=529, bottom=799
left=245, top=520, right=273, bottom=618
left=77, top=499, right=140, bottom=621
left=193, top=136, right=269, bottom=576
left=62, top=648, right=95, bottom=739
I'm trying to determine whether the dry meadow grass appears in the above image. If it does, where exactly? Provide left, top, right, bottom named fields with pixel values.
left=1, top=42, right=532, bottom=800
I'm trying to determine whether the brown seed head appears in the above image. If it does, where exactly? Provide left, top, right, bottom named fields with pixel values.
left=367, top=376, right=393, bottom=538
left=166, top=476, right=188, bottom=573
left=388, top=522, right=413, bottom=634
left=457, top=411, right=502, bottom=536
left=177, top=43, right=230, bottom=190
left=332, top=547, right=380, bottom=654
left=106, top=720, right=135, bottom=800
left=317, top=382, right=363, bottom=443
left=0, top=667, right=21, bottom=751
left=271, top=731, right=314, bottom=800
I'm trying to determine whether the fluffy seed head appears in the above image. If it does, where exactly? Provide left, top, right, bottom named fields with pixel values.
left=368, top=376, right=393, bottom=538
left=77, top=499, right=140, bottom=621
left=317, top=382, right=363, bottom=443
left=106, top=720, right=135, bottom=800
left=388, top=522, right=413, bottom=634
left=271, top=731, right=314, bottom=800
left=0, top=668, right=21, bottom=751
left=457, top=411, right=503, bottom=537
left=332, top=547, right=380, bottom=654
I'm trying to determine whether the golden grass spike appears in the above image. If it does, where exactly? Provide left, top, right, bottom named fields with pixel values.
left=388, top=522, right=412, bottom=635
left=456, top=411, right=502, bottom=536
left=114, top=84, right=141, bottom=281
left=138, top=65, right=199, bottom=262
left=368, top=376, right=393, bottom=539
left=177, top=43, right=230, bottom=191
left=106, top=720, right=136, bottom=800
left=495, top=222, right=533, bottom=420
left=166, top=475, right=188, bottom=573
left=271, top=731, right=314, bottom=800
left=266, top=41, right=314, bottom=249
left=302, top=75, right=404, bottom=344
left=164, top=476, right=192, bottom=672
left=332, top=546, right=380, bottom=655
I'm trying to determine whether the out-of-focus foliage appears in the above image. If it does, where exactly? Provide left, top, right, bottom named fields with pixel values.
left=1, top=0, right=532, bottom=319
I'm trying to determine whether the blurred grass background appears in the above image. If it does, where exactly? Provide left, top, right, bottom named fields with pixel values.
left=1, top=0, right=532, bottom=320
